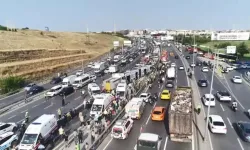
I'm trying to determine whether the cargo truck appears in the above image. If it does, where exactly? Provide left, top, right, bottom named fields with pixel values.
left=168, top=87, right=192, bottom=142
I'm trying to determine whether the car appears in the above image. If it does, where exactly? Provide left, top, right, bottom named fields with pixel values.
left=161, top=90, right=171, bottom=100
left=151, top=107, right=166, bottom=121
left=45, top=85, right=63, bottom=97
left=198, top=80, right=208, bottom=87
left=226, top=66, right=234, bottom=71
left=235, top=121, right=250, bottom=142
left=0, top=123, right=17, bottom=135
left=196, top=62, right=202, bottom=66
left=129, top=58, right=133, bottom=62
left=232, top=76, right=242, bottom=83
left=165, top=81, right=174, bottom=88
left=104, top=68, right=109, bottom=74
left=0, top=132, right=18, bottom=149
left=139, top=93, right=151, bottom=103
left=198, top=51, right=203, bottom=55
left=186, top=56, right=190, bottom=59
left=59, top=86, right=74, bottom=96
left=221, top=68, right=229, bottom=73
left=88, top=62, right=93, bottom=68
left=190, top=63, right=196, bottom=67
left=76, top=70, right=83, bottom=76
left=24, top=83, right=36, bottom=91
left=202, top=94, right=215, bottom=106
left=50, top=77, right=62, bottom=84
left=201, top=67, right=209, bottom=72
left=174, top=56, right=179, bottom=59
left=90, top=75, right=97, bottom=81
left=216, top=91, right=231, bottom=102
left=27, top=85, right=44, bottom=96
left=208, top=115, right=227, bottom=134
left=178, top=66, right=184, bottom=70
left=171, top=63, right=176, bottom=67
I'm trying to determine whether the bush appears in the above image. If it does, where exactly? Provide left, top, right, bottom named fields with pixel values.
left=0, top=76, right=25, bottom=94
left=0, top=25, right=7, bottom=31
left=215, top=42, right=231, bottom=48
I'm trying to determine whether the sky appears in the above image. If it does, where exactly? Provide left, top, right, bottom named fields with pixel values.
left=0, top=0, right=249, bottom=32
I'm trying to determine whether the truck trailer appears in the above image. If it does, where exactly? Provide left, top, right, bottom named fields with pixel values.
left=168, top=87, right=192, bottom=142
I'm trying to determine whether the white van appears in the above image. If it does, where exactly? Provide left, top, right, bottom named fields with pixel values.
left=72, top=74, right=91, bottom=88
left=18, top=114, right=57, bottom=150
left=135, top=133, right=162, bottom=150
left=93, top=62, right=107, bottom=73
left=90, top=94, right=113, bottom=117
left=116, top=81, right=127, bottom=99
left=167, top=67, right=175, bottom=79
left=88, top=83, right=101, bottom=96
left=62, top=75, right=77, bottom=88
left=111, top=118, right=133, bottom=139
left=109, top=65, right=119, bottom=73
left=125, top=98, right=145, bottom=119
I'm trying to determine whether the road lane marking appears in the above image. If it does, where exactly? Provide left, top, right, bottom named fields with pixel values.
left=7, top=115, right=16, bottom=120
left=146, top=103, right=156, bottom=125
left=21, top=109, right=28, bottom=113
left=74, top=96, right=81, bottom=101
left=237, top=138, right=245, bottom=150
left=17, top=119, right=24, bottom=124
left=32, top=104, right=39, bottom=108
left=226, top=117, right=233, bottom=128
left=220, top=104, right=225, bottom=111
left=103, top=138, right=113, bottom=150
left=163, top=136, right=168, bottom=150
left=14, top=96, right=23, bottom=100
left=44, top=103, right=53, bottom=109
left=175, top=49, right=190, bottom=86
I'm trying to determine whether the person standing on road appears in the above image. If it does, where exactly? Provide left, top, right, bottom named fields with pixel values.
left=79, top=112, right=84, bottom=126
left=196, top=104, right=201, bottom=115
left=57, top=108, right=62, bottom=119
left=62, top=95, right=65, bottom=106
left=64, top=133, right=69, bottom=148
left=78, top=129, right=83, bottom=143
left=59, top=126, right=64, bottom=137
left=25, top=112, right=29, bottom=123
left=84, top=143, right=89, bottom=150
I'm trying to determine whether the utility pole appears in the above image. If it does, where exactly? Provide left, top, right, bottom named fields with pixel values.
left=192, top=35, right=195, bottom=71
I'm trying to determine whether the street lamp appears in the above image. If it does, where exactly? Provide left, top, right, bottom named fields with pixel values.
left=192, top=35, right=195, bottom=71
left=204, top=49, right=219, bottom=140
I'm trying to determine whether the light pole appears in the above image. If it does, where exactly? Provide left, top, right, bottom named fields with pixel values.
left=192, top=35, right=195, bottom=71
left=204, top=49, right=218, bottom=140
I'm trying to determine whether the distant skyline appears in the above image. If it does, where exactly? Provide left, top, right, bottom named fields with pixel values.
left=0, top=0, right=249, bottom=32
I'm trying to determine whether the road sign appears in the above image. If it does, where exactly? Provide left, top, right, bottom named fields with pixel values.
left=226, top=46, right=236, bottom=54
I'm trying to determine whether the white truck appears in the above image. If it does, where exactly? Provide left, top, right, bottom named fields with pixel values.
left=92, top=62, right=107, bottom=74
left=167, top=67, right=175, bottom=79
left=62, top=75, right=77, bottom=88
left=125, top=97, right=145, bottom=120
left=109, top=65, right=119, bottom=73
left=18, top=114, right=57, bottom=150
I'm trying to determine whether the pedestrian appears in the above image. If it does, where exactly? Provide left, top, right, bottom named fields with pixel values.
left=79, top=112, right=84, bottom=126
left=84, top=143, right=89, bottom=150
left=73, top=129, right=78, bottom=138
left=196, top=104, right=201, bottom=115
left=78, top=129, right=83, bottom=143
left=62, top=95, right=65, bottom=106
left=103, top=109, right=108, bottom=120
left=64, top=133, right=69, bottom=148
left=83, top=100, right=87, bottom=109
left=25, top=112, right=29, bottom=123
left=66, top=111, right=72, bottom=122
left=59, top=126, right=64, bottom=138
left=91, top=129, right=95, bottom=142
left=57, top=108, right=62, bottom=119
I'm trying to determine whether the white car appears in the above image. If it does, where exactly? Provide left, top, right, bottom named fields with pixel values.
left=45, top=85, right=63, bottom=97
left=90, top=75, right=97, bottom=81
left=0, top=132, right=18, bottom=149
left=208, top=115, right=227, bottom=134
left=190, top=63, right=196, bottom=67
left=0, top=123, right=17, bottom=135
left=139, top=93, right=151, bottom=103
left=202, top=94, right=215, bottom=107
left=171, top=63, right=176, bottom=67
left=129, top=58, right=133, bottom=62
left=216, top=91, right=231, bottom=101
left=76, top=70, right=83, bottom=76
left=178, top=66, right=184, bottom=70
left=88, top=62, right=93, bottom=68
left=226, top=66, right=234, bottom=71
left=232, top=76, right=242, bottom=84
left=201, top=67, right=209, bottom=72
left=24, top=83, right=36, bottom=91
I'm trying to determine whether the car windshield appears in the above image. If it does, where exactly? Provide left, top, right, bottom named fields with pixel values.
left=234, top=76, right=241, bottom=79
left=49, top=89, right=55, bottom=92
left=138, top=140, right=157, bottom=148
left=220, top=92, right=230, bottom=96
left=21, top=134, right=38, bottom=144
left=167, top=82, right=173, bottom=84
left=153, top=111, right=162, bottom=114
left=200, top=80, right=207, bottom=83
left=74, top=80, right=80, bottom=84
left=91, top=105, right=102, bottom=111
left=163, top=92, right=169, bottom=94
left=112, top=127, right=123, bottom=134
left=117, top=91, right=125, bottom=96
left=92, top=90, right=101, bottom=94
left=213, top=121, right=225, bottom=126
left=140, top=94, right=147, bottom=98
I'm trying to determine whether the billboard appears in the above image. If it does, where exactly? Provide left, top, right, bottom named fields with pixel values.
left=123, top=40, right=132, bottom=46
left=226, top=46, right=236, bottom=54
left=113, top=41, right=119, bottom=47
left=211, top=32, right=250, bottom=41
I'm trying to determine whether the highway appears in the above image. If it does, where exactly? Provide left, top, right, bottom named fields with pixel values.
left=179, top=46, right=250, bottom=150
left=0, top=47, right=142, bottom=125
left=97, top=45, right=191, bottom=150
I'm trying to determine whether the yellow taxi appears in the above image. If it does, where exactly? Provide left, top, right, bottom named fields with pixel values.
left=161, top=90, right=171, bottom=100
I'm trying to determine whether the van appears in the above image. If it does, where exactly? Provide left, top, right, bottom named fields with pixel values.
left=18, top=114, right=57, bottom=150
left=72, top=74, right=91, bottom=89
left=62, top=75, right=77, bottom=88
left=125, top=98, right=145, bottom=119
left=92, top=62, right=107, bottom=74
left=111, top=118, right=133, bottom=139
left=135, top=133, right=162, bottom=150
left=90, top=94, right=113, bottom=117
left=167, top=67, right=175, bottom=79
left=116, top=81, right=127, bottom=99
left=88, top=83, right=101, bottom=96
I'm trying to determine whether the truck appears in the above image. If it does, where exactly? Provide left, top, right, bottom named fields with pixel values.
left=167, top=67, right=175, bottom=79
left=168, top=87, right=192, bottom=142
left=92, top=61, right=107, bottom=76
left=102, top=73, right=124, bottom=93
left=109, top=65, right=119, bottom=73
left=62, top=75, right=77, bottom=88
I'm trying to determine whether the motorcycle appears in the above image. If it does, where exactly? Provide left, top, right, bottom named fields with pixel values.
left=231, top=105, right=237, bottom=112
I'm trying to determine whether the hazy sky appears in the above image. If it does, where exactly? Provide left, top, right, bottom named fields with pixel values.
left=0, top=0, right=249, bottom=32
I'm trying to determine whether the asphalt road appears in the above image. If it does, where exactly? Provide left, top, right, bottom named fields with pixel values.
left=0, top=47, right=143, bottom=125
left=97, top=45, right=191, bottom=150
left=180, top=47, right=250, bottom=150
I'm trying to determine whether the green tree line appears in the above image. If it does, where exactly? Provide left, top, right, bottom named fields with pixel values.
left=0, top=76, right=25, bottom=94
left=174, top=34, right=211, bottom=45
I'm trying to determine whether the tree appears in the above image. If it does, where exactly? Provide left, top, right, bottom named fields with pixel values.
left=237, top=42, right=249, bottom=57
